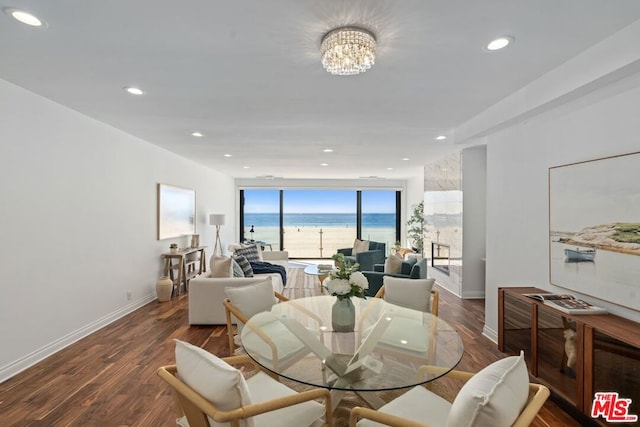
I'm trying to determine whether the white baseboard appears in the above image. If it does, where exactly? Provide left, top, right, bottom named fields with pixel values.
left=461, top=290, right=486, bottom=299
left=482, top=325, right=498, bottom=344
left=0, top=293, right=156, bottom=383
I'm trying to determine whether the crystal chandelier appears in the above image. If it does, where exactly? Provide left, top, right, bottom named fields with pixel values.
left=320, top=27, right=376, bottom=76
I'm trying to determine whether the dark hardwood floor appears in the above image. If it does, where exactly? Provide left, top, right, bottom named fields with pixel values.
left=0, top=269, right=580, bottom=426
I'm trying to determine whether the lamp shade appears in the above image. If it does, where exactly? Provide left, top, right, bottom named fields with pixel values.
left=209, top=214, right=225, bottom=226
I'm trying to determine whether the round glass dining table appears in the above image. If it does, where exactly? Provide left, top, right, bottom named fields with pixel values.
left=240, top=295, right=464, bottom=397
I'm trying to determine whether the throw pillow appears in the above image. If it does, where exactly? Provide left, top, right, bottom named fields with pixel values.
left=211, top=256, right=233, bottom=278
left=384, top=253, right=403, bottom=274
left=225, top=278, right=276, bottom=321
left=174, top=339, right=254, bottom=427
left=446, top=352, right=529, bottom=427
left=231, top=258, right=244, bottom=278
left=234, top=244, right=261, bottom=262
left=352, top=239, right=370, bottom=255
left=383, top=276, right=435, bottom=312
left=233, top=254, right=254, bottom=277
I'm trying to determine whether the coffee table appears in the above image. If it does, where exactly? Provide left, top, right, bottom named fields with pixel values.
left=241, top=295, right=464, bottom=410
left=303, top=264, right=333, bottom=293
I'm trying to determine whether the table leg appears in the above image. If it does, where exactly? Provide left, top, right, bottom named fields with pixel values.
left=177, top=258, right=185, bottom=295
left=318, top=274, right=328, bottom=294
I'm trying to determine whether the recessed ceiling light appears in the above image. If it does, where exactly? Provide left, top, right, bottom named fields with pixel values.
left=123, top=86, right=144, bottom=95
left=323, top=149, right=334, bottom=153
left=191, top=131, right=203, bottom=137
left=402, top=157, right=410, bottom=161
left=387, top=167, right=393, bottom=170
left=224, top=154, right=232, bottom=158
left=486, top=36, right=514, bottom=51
left=320, top=163, right=328, bottom=166
left=243, top=166, right=250, bottom=169
left=435, top=135, right=447, bottom=140
left=5, top=8, right=45, bottom=27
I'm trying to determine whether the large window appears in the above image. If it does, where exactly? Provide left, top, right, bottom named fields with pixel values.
left=361, top=190, right=399, bottom=246
left=241, top=189, right=400, bottom=259
left=242, top=189, right=281, bottom=250
left=283, top=190, right=356, bottom=258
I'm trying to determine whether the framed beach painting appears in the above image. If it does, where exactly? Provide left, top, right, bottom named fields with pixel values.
left=549, top=151, right=640, bottom=310
left=157, top=184, right=196, bottom=240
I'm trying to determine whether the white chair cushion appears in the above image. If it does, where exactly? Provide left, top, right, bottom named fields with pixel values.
left=363, top=316, right=430, bottom=353
left=357, top=385, right=451, bottom=427
left=384, top=253, right=403, bottom=274
left=446, top=353, right=529, bottom=427
left=174, top=339, right=254, bottom=427
left=240, top=312, right=310, bottom=367
left=383, top=277, right=435, bottom=312
left=247, top=371, right=326, bottom=427
left=225, top=278, right=277, bottom=321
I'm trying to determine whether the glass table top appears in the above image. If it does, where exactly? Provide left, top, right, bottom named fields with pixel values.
left=241, top=295, right=464, bottom=392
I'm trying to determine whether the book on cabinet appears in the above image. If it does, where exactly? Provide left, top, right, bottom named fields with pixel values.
left=522, top=293, right=607, bottom=314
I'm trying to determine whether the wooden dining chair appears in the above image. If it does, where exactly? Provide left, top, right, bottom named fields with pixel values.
left=222, top=278, right=289, bottom=356
left=158, top=340, right=333, bottom=427
left=349, top=353, right=550, bottom=427
left=374, top=277, right=439, bottom=316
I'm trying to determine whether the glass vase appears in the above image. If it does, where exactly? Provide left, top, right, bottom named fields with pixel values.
left=332, top=298, right=355, bottom=332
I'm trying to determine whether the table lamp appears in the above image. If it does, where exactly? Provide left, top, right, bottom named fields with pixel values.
left=209, top=214, right=225, bottom=256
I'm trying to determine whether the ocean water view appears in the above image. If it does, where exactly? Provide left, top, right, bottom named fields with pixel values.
left=243, top=213, right=397, bottom=258
left=245, top=213, right=396, bottom=228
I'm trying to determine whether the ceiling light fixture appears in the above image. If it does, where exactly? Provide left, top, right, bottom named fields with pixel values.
left=321, top=27, right=376, bottom=76
left=224, top=154, right=232, bottom=157
left=5, top=8, right=45, bottom=27
left=402, top=157, right=410, bottom=161
left=435, top=135, right=447, bottom=140
left=191, top=131, right=203, bottom=137
left=323, top=149, right=334, bottom=153
left=486, top=36, right=514, bottom=51
left=320, top=163, right=328, bottom=166
left=124, top=86, right=144, bottom=95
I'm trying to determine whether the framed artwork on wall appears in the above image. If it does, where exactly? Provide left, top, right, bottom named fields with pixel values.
left=549, top=151, right=640, bottom=310
left=157, top=183, right=196, bottom=240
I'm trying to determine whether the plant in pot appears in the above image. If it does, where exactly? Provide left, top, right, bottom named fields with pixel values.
left=407, top=201, right=426, bottom=255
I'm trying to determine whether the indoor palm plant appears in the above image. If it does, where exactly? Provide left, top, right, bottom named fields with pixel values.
left=407, top=201, right=426, bottom=255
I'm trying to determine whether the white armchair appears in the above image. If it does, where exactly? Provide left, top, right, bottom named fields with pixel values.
left=349, top=353, right=550, bottom=427
left=159, top=340, right=332, bottom=427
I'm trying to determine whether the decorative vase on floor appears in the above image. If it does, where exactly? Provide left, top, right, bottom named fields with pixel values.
left=156, top=276, right=173, bottom=302
left=332, top=298, right=355, bottom=332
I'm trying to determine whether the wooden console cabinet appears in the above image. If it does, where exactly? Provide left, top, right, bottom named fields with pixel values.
left=499, top=287, right=640, bottom=425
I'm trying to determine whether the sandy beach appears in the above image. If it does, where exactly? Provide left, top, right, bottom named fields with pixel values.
left=247, top=226, right=395, bottom=258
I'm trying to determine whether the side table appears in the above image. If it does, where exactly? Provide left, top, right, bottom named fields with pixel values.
left=162, top=246, right=207, bottom=296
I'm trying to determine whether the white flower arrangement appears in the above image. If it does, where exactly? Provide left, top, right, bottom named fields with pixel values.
left=324, top=253, right=369, bottom=301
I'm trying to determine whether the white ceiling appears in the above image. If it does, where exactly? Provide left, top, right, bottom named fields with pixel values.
left=3, top=1, right=640, bottom=179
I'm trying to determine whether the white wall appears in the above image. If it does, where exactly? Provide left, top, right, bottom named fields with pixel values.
left=454, top=21, right=640, bottom=342
left=484, top=75, right=640, bottom=340
left=0, top=79, right=235, bottom=381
